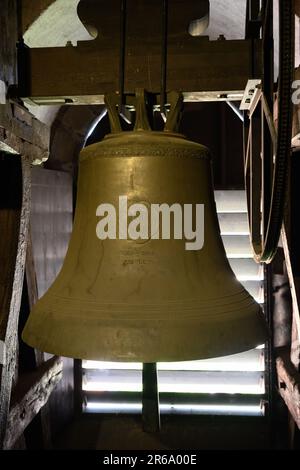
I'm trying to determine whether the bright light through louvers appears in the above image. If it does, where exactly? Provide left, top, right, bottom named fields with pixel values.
left=83, top=378, right=265, bottom=394
left=83, top=347, right=265, bottom=372
left=85, top=402, right=264, bottom=416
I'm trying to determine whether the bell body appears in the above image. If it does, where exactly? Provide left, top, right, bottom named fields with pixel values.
left=22, top=131, right=268, bottom=361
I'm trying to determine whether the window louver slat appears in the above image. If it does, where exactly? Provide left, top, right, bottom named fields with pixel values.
left=83, top=348, right=264, bottom=372
left=83, top=370, right=264, bottom=394
left=228, top=258, right=263, bottom=280
left=218, top=213, right=249, bottom=234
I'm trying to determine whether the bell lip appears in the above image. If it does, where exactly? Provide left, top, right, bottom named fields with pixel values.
left=22, top=300, right=269, bottom=363
left=22, top=316, right=269, bottom=363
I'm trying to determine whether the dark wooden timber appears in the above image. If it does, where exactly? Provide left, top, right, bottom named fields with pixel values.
left=288, top=147, right=300, bottom=440
left=0, top=0, right=18, bottom=90
left=17, top=0, right=262, bottom=105
left=276, top=349, right=300, bottom=429
left=142, top=363, right=160, bottom=433
left=245, top=0, right=261, bottom=40
left=0, top=156, right=31, bottom=448
left=19, top=39, right=261, bottom=105
left=24, top=228, right=52, bottom=448
left=278, top=150, right=300, bottom=434
left=3, top=356, right=63, bottom=449
left=0, top=102, right=50, bottom=163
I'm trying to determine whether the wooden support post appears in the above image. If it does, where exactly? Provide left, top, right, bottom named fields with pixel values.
left=3, top=356, right=63, bottom=450
left=142, top=363, right=160, bottom=433
left=74, top=359, right=83, bottom=416
left=245, top=0, right=261, bottom=39
left=278, top=151, right=300, bottom=437
left=276, top=350, right=300, bottom=429
left=0, top=156, right=31, bottom=448
left=23, top=227, right=53, bottom=448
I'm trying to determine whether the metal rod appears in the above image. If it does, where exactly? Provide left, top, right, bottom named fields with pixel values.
left=119, top=0, right=127, bottom=112
left=160, top=0, right=168, bottom=119
left=142, top=363, right=160, bottom=433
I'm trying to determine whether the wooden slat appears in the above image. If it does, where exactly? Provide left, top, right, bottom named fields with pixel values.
left=3, top=356, right=63, bottom=450
left=0, top=157, right=31, bottom=448
left=25, top=226, right=52, bottom=448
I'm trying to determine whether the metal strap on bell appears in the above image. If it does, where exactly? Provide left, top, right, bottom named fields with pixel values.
left=22, top=90, right=268, bottom=361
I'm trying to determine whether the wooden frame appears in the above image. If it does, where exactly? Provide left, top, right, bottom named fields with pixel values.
left=1, top=0, right=299, bottom=448
left=17, top=0, right=262, bottom=106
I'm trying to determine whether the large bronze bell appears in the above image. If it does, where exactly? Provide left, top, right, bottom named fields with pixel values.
left=22, top=91, right=268, bottom=361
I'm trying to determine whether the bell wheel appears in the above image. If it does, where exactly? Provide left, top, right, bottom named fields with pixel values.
left=243, top=0, right=295, bottom=263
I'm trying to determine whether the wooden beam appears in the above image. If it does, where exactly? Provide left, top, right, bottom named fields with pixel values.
left=276, top=350, right=300, bottom=430
left=19, top=38, right=261, bottom=105
left=24, top=227, right=53, bottom=448
left=3, top=356, right=63, bottom=450
left=282, top=227, right=300, bottom=344
left=17, top=0, right=261, bottom=105
left=245, top=0, right=261, bottom=40
left=0, top=157, right=31, bottom=448
left=278, top=148, right=300, bottom=435
left=0, top=102, right=50, bottom=164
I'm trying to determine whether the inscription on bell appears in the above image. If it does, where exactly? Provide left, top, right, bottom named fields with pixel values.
left=120, top=247, right=155, bottom=267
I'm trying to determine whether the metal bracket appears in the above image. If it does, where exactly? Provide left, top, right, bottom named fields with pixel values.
left=240, top=79, right=262, bottom=112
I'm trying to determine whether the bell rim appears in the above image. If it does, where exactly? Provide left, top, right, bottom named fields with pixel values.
left=22, top=307, right=268, bottom=362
